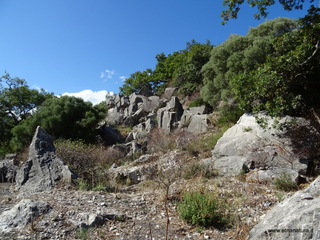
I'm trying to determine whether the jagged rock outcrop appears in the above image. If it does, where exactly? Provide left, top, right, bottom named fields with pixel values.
left=15, top=126, right=74, bottom=194
left=0, top=154, right=18, bottom=183
left=249, top=176, right=320, bottom=239
left=0, top=199, right=51, bottom=233
left=207, top=113, right=320, bottom=178
left=104, top=90, right=210, bottom=137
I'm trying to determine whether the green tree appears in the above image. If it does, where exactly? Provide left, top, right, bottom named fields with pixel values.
left=221, top=0, right=316, bottom=23
left=119, top=69, right=154, bottom=96
left=231, top=7, right=320, bottom=116
left=172, top=40, right=213, bottom=95
left=119, top=40, right=213, bottom=97
left=0, top=73, right=53, bottom=155
left=10, top=96, right=107, bottom=151
left=200, top=18, right=298, bottom=107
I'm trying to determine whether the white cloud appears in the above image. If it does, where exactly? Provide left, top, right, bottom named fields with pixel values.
left=100, top=69, right=115, bottom=80
left=119, top=76, right=127, bottom=82
left=62, top=90, right=114, bottom=105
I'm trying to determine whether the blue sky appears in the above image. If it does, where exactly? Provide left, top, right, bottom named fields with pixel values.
left=0, top=0, right=313, bottom=104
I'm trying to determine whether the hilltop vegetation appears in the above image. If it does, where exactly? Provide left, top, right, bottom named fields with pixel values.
left=1, top=8, right=319, bottom=157
left=121, top=10, right=320, bottom=118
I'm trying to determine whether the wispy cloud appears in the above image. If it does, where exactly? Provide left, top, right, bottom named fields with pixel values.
left=62, top=89, right=114, bottom=105
left=100, top=69, right=115, bottom=80
left=119, top=76, right=126, bottom=82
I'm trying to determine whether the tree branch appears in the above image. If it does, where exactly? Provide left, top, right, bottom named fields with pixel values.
left=300, top=39, right=320, bottom=66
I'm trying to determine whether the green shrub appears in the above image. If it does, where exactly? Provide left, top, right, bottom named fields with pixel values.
left=186, top=127, right=228, bottom=158
left=189, top=98, right=205, bottom=108
left=178, top=191, right=231, bottom=228
left=55, top=139, right=111, bottom=189
left=76, top=178, right=89, bottom=191
left=274, top=173, right=299, bottom=192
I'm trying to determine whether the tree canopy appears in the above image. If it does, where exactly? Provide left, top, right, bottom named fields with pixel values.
left=0, top=73, right=53, bottom=155
left=10, top=95, right=107, bottom=151
left=120, top=40, right=213, bottom=97
left=231, top=7, right=320, bottom=116
left=200, top=17, right=298, bottom=107
left=221, top=0, right=316, bottom=23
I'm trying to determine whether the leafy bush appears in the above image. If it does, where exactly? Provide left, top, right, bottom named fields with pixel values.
left=178, top=191, right=231, bottom=228
left=201, top=18, right=298, bottom=108
left=185, top=127, right=228, bottom=158
left=189, top=98, right=206, bottom=108
left=273, top=173, right=299, bottom=192
left=55, top=140, right=111, bottom=189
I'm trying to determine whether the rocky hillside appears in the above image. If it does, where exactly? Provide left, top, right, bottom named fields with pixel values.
left=1, top=89, right=320, bottom=240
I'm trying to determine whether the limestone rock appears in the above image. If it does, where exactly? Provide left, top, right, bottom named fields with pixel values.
left=0, top=199, right=51, bottom=233
left=246, top=168, right=299, bottom=184
left=15, top=126, right=74, bottom=194
left=107, top=151, right=184, bottom=185
left=187, top=114, right=208, bottom=133
left=157, top=96, right=184, bottom=132
left=210, top=113, right=319, bottom=176
left=105, top=107, right=124, bottom=126
left=0, top=154, right=18, bottom=183
left=249, top=176, right=320, bottom=239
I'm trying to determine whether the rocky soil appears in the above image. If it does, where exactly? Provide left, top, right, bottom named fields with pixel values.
left=0, top=173, right=292, bottom=240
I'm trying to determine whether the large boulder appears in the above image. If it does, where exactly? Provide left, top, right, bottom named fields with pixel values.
left=15, top=126, right=74, bottom=194
left=157, top=96, right=184, bottom=132
left=187, top=114, right=209, bottom=133
left=249, top=176, right=320, bottom=239
left=100, top=125, right=124, bottom=146
left=209, top=113, right=320, bottom=176
left=0, top=199, right=51, bottom=233
left=105, top=107, right=124, bottom=126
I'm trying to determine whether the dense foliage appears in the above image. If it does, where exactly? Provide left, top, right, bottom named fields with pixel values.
left=231, top=7, right=320, bottom=116
left=120, top=40, right=213, bottom=96
left=178, top=191, right=231, bottom=228
left=1, top=5, right=319, bottom=155
left=0, top=73, right=53, bottom=155
left=10, top=96, right=107, bottom=151
left=221, top=0, right=316, bottom=23
left=201, top=17, right=298, bottom=107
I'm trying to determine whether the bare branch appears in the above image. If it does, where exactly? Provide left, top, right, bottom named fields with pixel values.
left=300, top=39, right=320, bottom=66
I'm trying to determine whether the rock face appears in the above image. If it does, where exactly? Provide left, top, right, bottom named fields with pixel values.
left=209, top=113, right=320, bottom=177
left=103, top=90, right=210, bottom=137
left=0, top=199, right=51, bottom=233
left=249, top=176, right=320, bottom=239
left=0, top=154, right=18, bottom=183
left=15, top=126, right=74, bottom=194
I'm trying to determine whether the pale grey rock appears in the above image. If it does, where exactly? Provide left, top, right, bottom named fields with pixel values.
left=249, top=176, right=320, bottom=239
left=107, top=151, right=184, bottom=185
left=210, top=113, right=318, bottom=176
left=246, top=168, right=299, bottom=183
left=187, top=114, right=208, bottom=133
left=105, top=107, right=124, bottom=126
left=161, top=87, right=177, bottom=100
left=157, top=96, right=184, bottom=132
left=15, top=126, right=74, bottom=194
left=187, top=105, right=209, bottom=115
left=120, top=96, right=130, bottom=108
left=0, top=199, right=51, bottom=233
